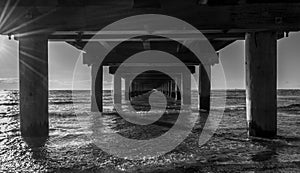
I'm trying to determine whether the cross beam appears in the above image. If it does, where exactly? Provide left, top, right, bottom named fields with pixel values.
left=1, top=3, right=300, bottom=35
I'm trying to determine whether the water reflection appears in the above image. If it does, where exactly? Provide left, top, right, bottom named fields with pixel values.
left=23, top=137, right=49, bottom=161
left=251, top=139, right=278, bottom=162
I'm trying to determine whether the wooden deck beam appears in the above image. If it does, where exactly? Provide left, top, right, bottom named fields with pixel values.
left=1, top=3, right=300, bottom=35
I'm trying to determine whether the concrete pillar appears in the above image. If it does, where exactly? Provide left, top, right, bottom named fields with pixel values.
left=143, top=84, right=146, bottom=95
left=91, top=65, right=103, bottom=112
left=133, top=82, right=137, bottom=97
left=176, top=76, right=181, bottom=101
left=171, top=80, right=176, bottom=98
left=134, top=82, right=138, bottom=96
left=161, top=83, right=164, bottom=94
left=140, top=83, right=142, bottom=95
left=166, top=81, right=169, bottom=97
left=170, top=80, right=172, bottom=98
left=245, top=31, right=277, bottom=138
left=169, top=81, right=172, bottom=97
left=166, top=81, right=170, bottom=97
left=134, top=82, right=137, bottom=97
left=130, top=82, right=134, bottom=98
left=114, top=73, right=122, bottom=104
left=125, top=78, right=130, bottom=100
left=19, top=34, right=49, bottom=137
left=139, top=83, right=142, bottom=96
left=137, top=83, right=140, bottom=96
left=129, top=80, right=132, bottom=101
left=166, top=82, right=169, bottom=96
left=174, top=79, right=178, bottom=100
left=199, top=64, right=211, bottom=112
left=169, top=80, right=172, bottom=98
left=182, top=72, right=191, bottom=105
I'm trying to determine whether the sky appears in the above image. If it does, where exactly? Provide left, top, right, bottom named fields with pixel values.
left=0, top=32, right=300, bottom=90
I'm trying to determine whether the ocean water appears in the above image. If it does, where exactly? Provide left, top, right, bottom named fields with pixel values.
left=0, top=90, right=299, bottom=172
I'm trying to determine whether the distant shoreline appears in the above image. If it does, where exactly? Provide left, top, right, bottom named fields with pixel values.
left=1, top=89, right=300, bottom=92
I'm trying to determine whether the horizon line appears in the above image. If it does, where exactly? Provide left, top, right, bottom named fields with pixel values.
left=1, top=88, right=300, bottom=91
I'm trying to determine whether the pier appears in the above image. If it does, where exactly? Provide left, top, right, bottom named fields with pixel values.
left=1, top=0, right=300, bottom=139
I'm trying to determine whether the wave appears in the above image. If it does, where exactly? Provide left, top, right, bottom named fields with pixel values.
left=49, top=112, right=77, bottom=117
left=50, top=101, right=89, bottom=105
left=279, top=104, right=300, bottom=110
left=0, top=113, right=18, bottom=117
left=0, top=100, right=92, bottom=106
left=0, top=102, right=18, bottom=106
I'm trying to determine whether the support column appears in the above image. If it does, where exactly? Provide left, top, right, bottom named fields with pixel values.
left=125, top=78, right=130, bottom=101
left=165, top=83, right=168, bottom=95
left=174, top=79, right=178, bottom=100
left=133, top=82, right=137, bottom=97
left=135, top=82, right=139, bottom=96
left=139, top=83, right=142, bottom=95
left=245, top=31, right=277, bottom=138
left=19, top=34, right=49, bottom=137
left=166, top=81, right=169, bottom=97
left=182, top=72, right=191, bottom=105
left=140, top=83, right=143, bottom=95
left=130, top=82, right=134, bottom=97
left=129, top=80, right=132, bottom=101
left=199, top=64, right=211, bottom=112
left=134, top=82, right=137, bottom=97
left=91, top=65, right=103, bottom=112
left=137, top=83, right=140, bottom=96
left=169, top=81, right=172, bottom=97
left=176, top=75, right=182, bottom=101
left=114, top=73, right=122, bottom=104
left=142, top=83, right=145, bottom=95
left=170, top=80, right=174, bottom=98
left=170, top=80, right=173, bottom=98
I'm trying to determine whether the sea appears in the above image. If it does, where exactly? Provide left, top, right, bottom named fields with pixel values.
left=0, top=90, right=299, bottom=172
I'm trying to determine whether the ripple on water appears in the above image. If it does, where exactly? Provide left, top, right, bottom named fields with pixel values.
left=0, top=90, right=299, bottom=172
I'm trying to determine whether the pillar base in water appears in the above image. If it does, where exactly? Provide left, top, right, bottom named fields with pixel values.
left=248, top=121, right=277, bottom=138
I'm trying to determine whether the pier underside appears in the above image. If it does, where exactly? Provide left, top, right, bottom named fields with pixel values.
left=1, top=0, right=300, bottom=138
left=16, top=31, right=279, bottom=138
